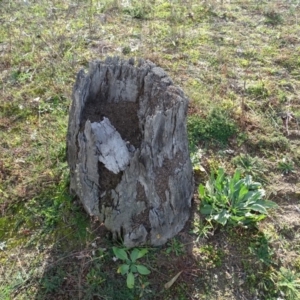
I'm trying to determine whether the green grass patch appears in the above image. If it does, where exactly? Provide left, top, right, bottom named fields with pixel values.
left=188, top=108, right=238, bottom=149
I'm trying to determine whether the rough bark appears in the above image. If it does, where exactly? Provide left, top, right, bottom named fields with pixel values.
left=67, top=57, right=194, bottom=247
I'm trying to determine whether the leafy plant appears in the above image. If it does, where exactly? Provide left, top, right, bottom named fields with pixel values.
left=41, top=268, right=66, bottom=294
left=253, top=133, right=290, bottom=151
left=232, top=153, right=268, bottom=183
left=0, top=284, right=12, bottom=300
left=113, top=247, right=150, bottom=289
left=122, top=0, right=152, bottom=19
left=278, top=157, right=295, bottom=175
left=271, top=267, right=300, bottom=300
left=166, top=238, right=185, bottom=256
left=249, top=234, right=274, bottom=266
left=86, top=265, right=106, bottom=286
left=199, top=168, right=277, bottom=227
left=190, top=219, right=214, bottom=240
left=199, top=245, right=224, bottom=268
left=264, top=10, right=283, bottom=26
left=135, top=277, right=153, bottom=299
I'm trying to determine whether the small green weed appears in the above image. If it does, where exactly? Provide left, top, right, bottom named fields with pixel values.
left=264, top=10, right=283, bottom=26
left=41, top=267, right=65, bottom=294
left=0, top=284, right=11, bottom=300
left=85, top=262, right=106, bottom=297
left=122, top=46, right=131, bottom=55
left=86, top=260, right=106, bottom=286
left=271, top=267, right=300, bottom=300
left=135, top=277, right=153, bottom=299
left=113, top=247, right=150, bottom=289
left=232, top=154, right=268, bottom=183
left=199, top=168, right=277, bottom=227
left=190, top=219, right=214, bottom=240
left=278, top=157, right=295, bottom=175
left=249, top=234, right=274, bottom=266
left=187, top=108, right=237, bottom=149
left=246, top=82, right=269, bottom=100
left=249, top=133, right=290, bottom=152
left=199, top=245, right=224, bottom=268
left=166, top=238, right=185, bottom=256
left=123, top=0, right=152, bottom=19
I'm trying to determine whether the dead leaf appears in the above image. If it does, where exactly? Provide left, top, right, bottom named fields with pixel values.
left=164, top=271, right=183, bottom=289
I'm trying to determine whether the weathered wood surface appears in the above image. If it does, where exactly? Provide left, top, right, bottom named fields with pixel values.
left=67, top=57, right=194, bottom=247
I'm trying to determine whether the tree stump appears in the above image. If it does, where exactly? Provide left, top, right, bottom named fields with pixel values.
left=67, top=57, right=194, bottom=247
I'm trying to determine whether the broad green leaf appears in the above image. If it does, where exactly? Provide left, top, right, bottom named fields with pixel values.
left=198, top=184, right=205, bottom=198
left=206, top=180, right=213, bottom=195
left=113, top=247, right=128, bottom=261
left=240, top=191, right=255, bottom=204
left=243, top=190, right=264, bottom=204
left=130, top=264, right=137, bottom=273
left=217, top=168, right=225, bottom=180
left=229, top=177, right=236, bottom=199
left=244, top=175, right=252, bottom=186
left=136, top=265, right=151, bottom=275
left=213, top=209, right=230, bottom=226
left=248, top=182, right=262, bottom=190
left=244, top=213, right=266, bottom=223
left=118, top=264, right=129, bottom=275
left=236, top=202, right=248, bottom=211
left=130, top=248, right=140, bottom=263
left=220, top=196, right=228, bottom=205
left=215, top=181, right=222, bottom=192
left=237, top=184, right=249, bottom=202
left=230, top=215, right=246, bottom=223
left=215, top=169, right=225, bottom=191
left=200, top=204, right=214, bottom=215
left=127, top=272, right=135, bottom=289
left=137, top=248, right=148, bottom=259
left=257, top=200, right=278, bottom=209
left=247, top=203, right=268, bottom=214
left=232, top=169, right=241, bottom=182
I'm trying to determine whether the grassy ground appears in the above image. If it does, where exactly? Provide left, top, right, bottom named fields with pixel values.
left=1, top=0, right=300, bottom=299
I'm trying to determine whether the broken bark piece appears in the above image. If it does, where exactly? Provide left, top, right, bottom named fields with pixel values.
left=67, top=57, right=194, bottom=247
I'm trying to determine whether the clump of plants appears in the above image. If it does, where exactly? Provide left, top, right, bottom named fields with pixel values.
left=256, top=133, right=290, bottom=151
left=187, top=108, right=237, bottom=149
left=166, top=238, right=185, bottom=256
left=232, top=153, right=268, bottom=183
left=199, top=245, right=224, bottom=268
left=249, top=234, right=274, bottom=266
left=190, top=218, right=214, bottom=240
left=271, top=267, right=300, bottom=300
left=278, top=157, right=295, bottom=175
left=122, top=0, right=152, bottom=19
left=264, top=10, right=283, bottom=26
left=199, top=168, right=277, bottom=227
left=246, top=82, right=269, bottom=99
left=113, top=247, right=150, bottom=289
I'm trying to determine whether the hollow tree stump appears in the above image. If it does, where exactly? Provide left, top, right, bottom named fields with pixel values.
left=67, top=57, right=194, bottom=247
